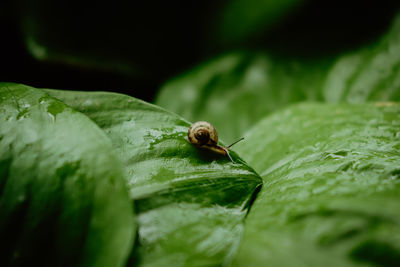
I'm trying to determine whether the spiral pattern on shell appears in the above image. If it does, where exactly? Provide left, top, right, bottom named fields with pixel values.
left=187, top=121, right=218, bottom=147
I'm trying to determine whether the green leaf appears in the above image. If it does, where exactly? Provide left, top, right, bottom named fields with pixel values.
left=156, top=13, right=400, bottom=142
left=231, top=103, right=400, bottom=266
left=156, top=52, right=330, bottom=142
left=0, top=83, right=135, bottom=266
left=46, top=89, right=262, bottom=266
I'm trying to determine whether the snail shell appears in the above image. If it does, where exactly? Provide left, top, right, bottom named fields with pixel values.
left=188, top=121, right=243, bottom=163
left=187, top=121, right=226, bottom=155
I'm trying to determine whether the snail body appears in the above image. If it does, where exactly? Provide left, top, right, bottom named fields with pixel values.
left=187, top=121, right=243, bottom=163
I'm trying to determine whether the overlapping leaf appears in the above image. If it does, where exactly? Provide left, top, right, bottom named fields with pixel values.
left=156, top=13, right=400, bottom=142
left=47, top=89, right=262, bottom=266
left=231, top=103, right=400, bottom=266
left=0, top=83, right=134, bottom=267
left=156, top=52, right=330, bottom=142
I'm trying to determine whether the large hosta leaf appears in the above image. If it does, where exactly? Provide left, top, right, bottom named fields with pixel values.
left=156, top=12, right=400, bottom=142
left=156, top=52, right=330, bottom=142
left=46, top=89, right=262, bottom=266
left=0, top=83, right=134, bottom=266
left=231, top=103, right=400, bottom=266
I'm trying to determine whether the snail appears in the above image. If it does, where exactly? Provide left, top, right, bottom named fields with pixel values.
left=187, top=121, right=244, bottom=163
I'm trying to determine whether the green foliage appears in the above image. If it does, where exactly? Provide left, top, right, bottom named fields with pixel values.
left=232, top=103, right=400, bottom=266
left=156, top=52, right=329, bottom=142
left=0, top=83, right=262, bottom=266
left=45, top=89, right=262, bottom=266
left=0, top=83, right=135, bottom=266
left=2, top=1, right=400, bottom=266
left=156, top=13, right=400, bottom=142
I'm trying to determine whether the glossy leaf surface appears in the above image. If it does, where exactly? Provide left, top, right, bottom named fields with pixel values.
left=0, top=83, right=135, bottom=267
left=47, top=89, right=262, bottom=267
left=232, top=103, right=400, bottom=266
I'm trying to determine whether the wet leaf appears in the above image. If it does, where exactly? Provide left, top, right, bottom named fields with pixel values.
left=0, top=83, right=135, bottom=267
left=46, top=89, right=262, bottom=266
left=231, top=103, right=400, bottom=266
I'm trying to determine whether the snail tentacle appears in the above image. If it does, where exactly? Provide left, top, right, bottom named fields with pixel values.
left=226, top=137, right=244, bottom=148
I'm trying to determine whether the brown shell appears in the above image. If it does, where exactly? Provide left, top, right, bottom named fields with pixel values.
left=187, top=121, right=244, bottom=163
left=188, top=121, right=218, bottom=146
left=187, top=121, right=226, bottom=155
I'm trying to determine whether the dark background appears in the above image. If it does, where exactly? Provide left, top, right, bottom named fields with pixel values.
left=1, top=0, right=400, bottom=102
